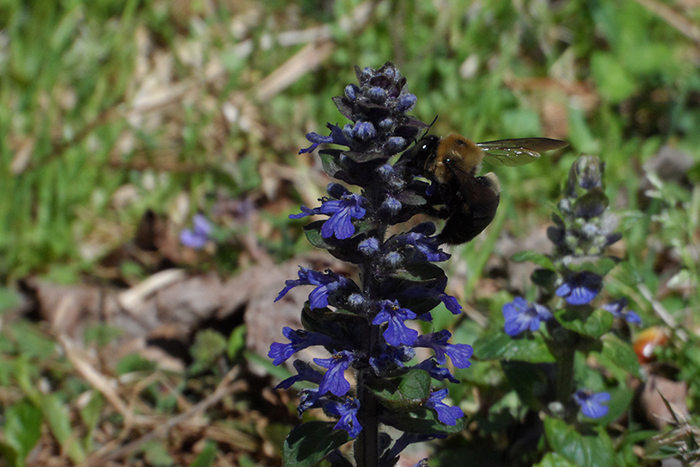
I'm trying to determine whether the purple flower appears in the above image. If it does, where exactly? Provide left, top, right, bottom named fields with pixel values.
left=290, top=193, right=367, bottom=240
left=297, top=388, right=322, bottom=416
left=372, top=300, right=418, bottom=346
left=275, top=360, right=324, bottom=389
left=275, top=267, right=349, bottom=309
left=315, top=351, right=355, bottom=397
left=268, top=327, right=336, bottom=366
left=412, top=359, right=460, bottom=383
left=602, top=298, right=641, bottom=325
left=403, top=231, right=449, bottom=262
left=369, top=344, right=415, bottom=375
left=299, top=123, right=351, bottom=154
left=573, top=389, right=610, bottom=419
left=502, top=297, right=552, bottom=336
left=400, top=277, right=462, bottom=315
left=425, top=388, right=464, bottom=426
left=556, top=272, right=603, bottom=305
left=325, top=397, right=362, bottom=438
left=180, top=214, right=212, bottom=249
left=413, top=330, right=473, bottom=369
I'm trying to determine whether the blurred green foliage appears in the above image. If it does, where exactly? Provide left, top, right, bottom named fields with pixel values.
left=0, top=0, right=698, bottom=281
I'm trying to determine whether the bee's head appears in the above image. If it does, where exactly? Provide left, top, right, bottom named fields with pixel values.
left=413, top=135, right=441, bottom=167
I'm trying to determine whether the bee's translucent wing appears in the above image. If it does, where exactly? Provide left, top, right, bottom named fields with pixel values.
left=477, top=138, right=568, bottom=167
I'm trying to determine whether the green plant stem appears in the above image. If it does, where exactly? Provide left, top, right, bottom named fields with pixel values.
left=556, top=345, right=575, bottom=405
left=355, top=373, right=379, bottom=467
left=355, top=325, right=380, bottom=467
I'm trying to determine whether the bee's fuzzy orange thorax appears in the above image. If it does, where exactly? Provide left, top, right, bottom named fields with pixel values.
left=438, top=134, right=483, bottom=171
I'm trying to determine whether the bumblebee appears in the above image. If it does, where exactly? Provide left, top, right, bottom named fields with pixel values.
left=413, top=134, right=567, bottom=244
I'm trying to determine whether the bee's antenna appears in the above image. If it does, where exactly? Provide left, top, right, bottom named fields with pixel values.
left=423, top=115, right=438, bottom=138
left=410, top=115, right=438, bottom=147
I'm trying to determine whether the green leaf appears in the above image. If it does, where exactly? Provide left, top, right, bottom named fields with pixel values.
left=141, top=440, right=174, bottom=466
left=381, top=406, right=465, bottom=435
left=501, top=361, right=552, bottom=409
left=596, top=334, right=641, bottom=379
left=554, top=308, right=613, bottom=339
left=590, top=52, right=636, bottom=103
left=369, top=370, right=431, bottom=410
left=511, top=250, right=555, bottom=270
left=389, top=262, right=445, bottom=283
left=544, top=417, right=615, bottom=467
left=282, top=422, right=350, bottom=467
left=79, top=392, right=104, bottom=452
left=0, top=287, right=21, bottom=314
left=301, top=304, right=368, bottom=349
left=566, top=256, right=619, bottom=276
left=3, top=400, right=42, bottom=466
left=535, top=452, right=580, bottom=467
left=227, top=325, right=247, bottom=361
left=187, top=440, right=217, bottom=467
left=191, top=329, right=227, bottom=366
left=342, top=150, right=386, bottom=163
left=473, top=330, right=556, bottom=363
left=532, top=269, right=558, bottom=289
left=612, top=262, right=643, bottom=287
left=318, top=151, right=343, bottom=179
left=42, top=394, right=85, bottom=464
left=115, top=353, right=157, bottom=375
left=9, top=322, right=56, bottom=360
left=303, top=221, right=332, bottom=249
left=83, top=324, right=123, bottom=348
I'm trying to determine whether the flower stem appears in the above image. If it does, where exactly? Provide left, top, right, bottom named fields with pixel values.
left=355, top=372, right=379, bottom=467
left=556, top=345, right=575, bottom=405
left=355, top=324, right=380, bottom=467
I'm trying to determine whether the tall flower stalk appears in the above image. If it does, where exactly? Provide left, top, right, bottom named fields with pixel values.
left=471, top=155, right=643, bottom=464
left=269, top=62, right=472, bottom=467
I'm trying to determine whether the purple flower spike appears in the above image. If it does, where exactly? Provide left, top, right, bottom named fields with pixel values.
left=325, top=397, right=362, bottom=438
left=180, top=214, right=212, bottom=249
left=556, top=272, right=603, bottom=305
left=372, top=300, right=418, bottom=346
left=502, top=297, right=552, bottom=336
left=413, top=330, right=473, bottom=369
left=425, top=388, right=464, bottom=426
left=315, top=351, right=355, bottom=397
left=602, top=298, right=641, bottom=325
left=574, top=389, right=610, bottom=419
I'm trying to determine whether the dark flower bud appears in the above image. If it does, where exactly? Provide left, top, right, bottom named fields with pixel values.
left=382, top=196, right=402, bottom=214
left=377, top=163, right=394, bottom=179
left=368, top=86, right=388, bottom=104
left=345, top=84, right=359, bottom=100
left=397, top=94, right=417, bottom=113
left=327, top=183, right=350, bottom=199
left=342, top=123, right=354, bottom=142
left=384, top=251, right=403, bottom=267
left=358, top=237, right=380, bottom=255
left=386, top=136, right=408, bottom=153
left=354, top=121, right=377, bottom=141
left=347, top=293, right=367, bottom=309
left=379, top=118, right=394, bottom=129
left=547, top=225, right=565, bottom=247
